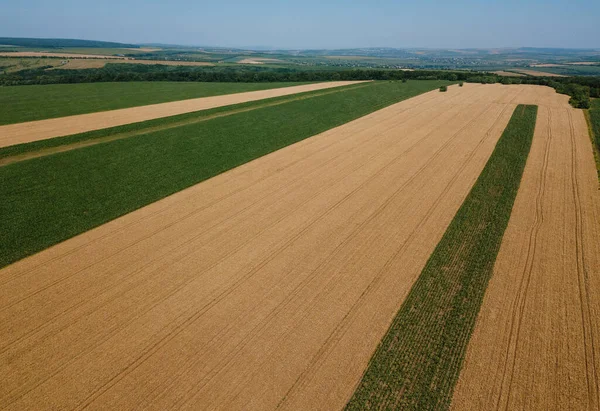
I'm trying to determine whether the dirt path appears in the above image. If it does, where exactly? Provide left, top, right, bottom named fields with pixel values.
left=0, top=84, right=590, bottom=410
left=0, top=81, right=364, bottom=148
left=452, top=90, right=600, bottom=410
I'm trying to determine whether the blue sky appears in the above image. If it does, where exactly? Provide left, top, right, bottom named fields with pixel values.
left=1, top=0, right=599, bottom=49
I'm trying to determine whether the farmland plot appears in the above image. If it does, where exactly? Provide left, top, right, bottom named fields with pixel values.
left=0, top=80, right=446, bottom=268
left=347, top=104, right=537, bottom=410
left=451, top=91, right=600, bottom=411
left=0, top=81, right=315, bottom=125
left=0, top=81, right=362, bottom=147
left=0, top=84, right=597, bottom=410
left=0, top=83, right=518, bottom=409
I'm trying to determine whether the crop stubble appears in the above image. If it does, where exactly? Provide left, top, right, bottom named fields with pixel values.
left=0, top=84, right=595, bottom=410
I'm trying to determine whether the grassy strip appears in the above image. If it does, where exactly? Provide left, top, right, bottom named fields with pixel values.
left=0, top=81, right=311, bottom=125
left=0, top=80, right=448, bottom=268
left=586, top=99, right=600, bottom=180
left=0, top=82, right=369, bottom=162
left=346, top=105, right=538, bottom=411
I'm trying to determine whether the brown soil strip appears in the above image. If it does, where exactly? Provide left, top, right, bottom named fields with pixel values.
left=49, top=59, right=108, bottom=69
left=0, top=81, right=365, bottom=149
left=237, top=58, right=284, bottom=65
left=493, top=71, right=525, bottom=77
left=124, top=48, right=161, bottom=52
left=0, top=83, right=369, bottom=167
left=452, top=92, right=600, bottom=410
left=531, top=63, right=563, bottom=67
left=514, top=69, right=565, bottom=77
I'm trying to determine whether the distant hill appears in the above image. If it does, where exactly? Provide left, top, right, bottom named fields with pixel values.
left=0, top=37, right=139, bottom=49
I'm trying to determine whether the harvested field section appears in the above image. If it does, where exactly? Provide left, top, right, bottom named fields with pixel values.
left=493, top=71, right=525, bottom=77
left=514, top=69, right=565, bottom=77
left=237, top=58, right=284, bottom=64
left=346, top=105, right=537, bottom=410
left=0, top=81, right=362, bottom=147
left=0, top=84, right=523, bottom=410
left=452, top=97, right=600, bottom=410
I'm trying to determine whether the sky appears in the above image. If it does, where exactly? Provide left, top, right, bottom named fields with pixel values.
left=1, top=0, right=599, bottom=49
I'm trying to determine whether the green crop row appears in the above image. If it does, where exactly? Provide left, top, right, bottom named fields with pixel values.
left=0, top=82, right=368, bottom=161
left=587, top=99, right=600, bottom=179
left=346, top=105, right=538, bottom=411
left=0, top=80, right=449, bottom=268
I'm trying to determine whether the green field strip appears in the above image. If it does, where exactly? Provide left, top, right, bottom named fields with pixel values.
left=345, top=104, right=538, bottom=411
left=0, top=80, right=448, bottom=269
left=586, top=99, right=600, bottom=180
left=0, top=81, right=312, bottom=125
left=0, top=82, right=369, bottom=166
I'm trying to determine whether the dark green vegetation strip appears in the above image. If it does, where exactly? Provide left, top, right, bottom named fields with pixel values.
left=587, top=99, right=600, bottom=179
left=0, top=80, right=448, bottom=268
left=0, top=81, right=308, bottom=125
left=346, top=105, right=538, bottom=411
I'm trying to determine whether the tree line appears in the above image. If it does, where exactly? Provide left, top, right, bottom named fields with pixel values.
left=1, top=64, right=598, bottom=109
